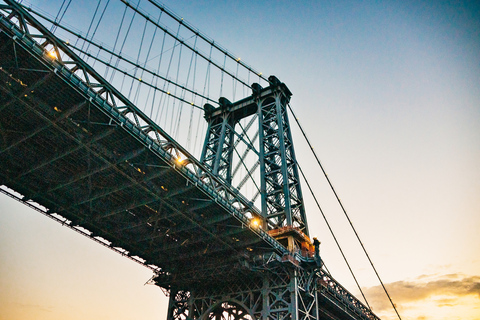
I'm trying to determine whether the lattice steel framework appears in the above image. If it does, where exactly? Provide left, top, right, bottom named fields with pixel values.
left=200, top=98, right=237, bottom=184
left=200, top=76, right=308, bottom=235
left=164, top=256, right=379, bottom=320
left=0, top=1, right=380, bottom=319
left=257, top=78, right=307, bottom=235
left=166, top=255, right=319, bottom=320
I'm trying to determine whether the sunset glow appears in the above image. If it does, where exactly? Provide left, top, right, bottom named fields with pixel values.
left=1, top=0, right=479, bottom=320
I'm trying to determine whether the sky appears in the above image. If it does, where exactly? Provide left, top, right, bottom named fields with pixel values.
left=1, top=0, right=480, bottom=320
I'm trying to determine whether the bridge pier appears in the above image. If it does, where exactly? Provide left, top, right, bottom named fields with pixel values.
left=165, top=256, right=320, bottom=320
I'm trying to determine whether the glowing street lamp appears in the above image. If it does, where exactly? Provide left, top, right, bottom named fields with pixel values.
left=48, top=49, right=57, bottom=59
left=250, top=218, right=260, bottom=229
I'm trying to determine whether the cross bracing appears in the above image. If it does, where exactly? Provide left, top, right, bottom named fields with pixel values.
left=13, top=0, right=271, bottom=209
left=0, top=0, right=287, bottom=281
left=0, top=0, right=271, bottom=207
left=0, top=1, right=389, bottom=319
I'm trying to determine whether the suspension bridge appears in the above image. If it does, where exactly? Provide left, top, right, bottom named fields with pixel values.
left=0, top=1, right=400, bottom=319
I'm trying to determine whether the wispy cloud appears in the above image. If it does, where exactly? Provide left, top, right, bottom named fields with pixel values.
left=363, top=273, right=480, bottom=311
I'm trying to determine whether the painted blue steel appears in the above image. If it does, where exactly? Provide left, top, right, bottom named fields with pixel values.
left=200, top=80, right=309, bottom=234
left=0, top=1, right=380, bottom=319
left=0, top=0, right=289, bottom=257
left=256, top=78, right=308, bottom=235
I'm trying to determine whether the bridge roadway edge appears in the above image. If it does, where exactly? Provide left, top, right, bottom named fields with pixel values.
left=0, top=2, right=380, bottom=319
left=0, top=5, right=288, bottom=282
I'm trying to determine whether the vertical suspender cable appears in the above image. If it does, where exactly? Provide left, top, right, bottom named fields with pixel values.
left=134, top=12, right=163, bottom=105
left=109, top=4, right=137, bottom=84
left=177, top=37, right=197, bottom=144
left=204, top=45, right=213, bottom=100
left=104, top=5, right=127, bottom=79
left=152, top=32, right=167, bottom=121
left=81, top=0, right=111, bottom=60
left=77, top=0, right=101, bottom=54
left=233, top=61, right=239, bottom=101
left=186, top=38, right=198, bottom=151
left=128, top=18, right=148, bottom=100
left=219, top=54, right=226, bottom=97
left=51, top=0, right=71, bottom=34
left=157, top=23, right=181, bottom=129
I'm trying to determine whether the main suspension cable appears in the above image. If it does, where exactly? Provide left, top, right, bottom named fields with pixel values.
left=296, top=163, right=371, bottom=309
left=23, top=4, right=221, bottom=108
left=120, top=0, right=255, bottom=89
left=147, top=0, right=265, bottom=82
left=67, top=45, right=203, bottom=111
left=287, top=103, right=402, bottom=320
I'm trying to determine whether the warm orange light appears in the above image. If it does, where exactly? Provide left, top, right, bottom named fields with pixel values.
left=48, top=49, right=57, bottom=59
left=251, top=218, right=260, bottom=228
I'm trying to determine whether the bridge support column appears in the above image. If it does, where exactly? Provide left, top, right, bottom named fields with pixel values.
left=256, top=77, right=307, bottom=235
left=200, top=98, right=237, bottom=184
left=164, top=261, right=319, bottom=320
left=199, top=76, right=308, bottom=235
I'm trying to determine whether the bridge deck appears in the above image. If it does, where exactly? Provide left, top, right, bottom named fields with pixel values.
left=0, top=19, right=281, bottom=288
left=0, top=4, right=380, bottom=319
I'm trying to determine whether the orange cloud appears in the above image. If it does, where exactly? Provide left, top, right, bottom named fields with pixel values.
left=362, top=273, right=480, bottom=311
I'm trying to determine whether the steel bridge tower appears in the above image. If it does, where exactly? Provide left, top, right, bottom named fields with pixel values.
left=200, top=76, right=308, bottom=235
left=0, top=1, right=379, bottom=318
left=166, top=77, right=321, bottom=320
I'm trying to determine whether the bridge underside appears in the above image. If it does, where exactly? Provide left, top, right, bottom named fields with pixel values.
left=0, top=29, right=274, bottom=288
left=0, top=7, right=380, bottom=319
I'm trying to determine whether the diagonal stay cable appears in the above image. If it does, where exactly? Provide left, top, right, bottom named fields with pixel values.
left=287, top=103, right=402, bottom=320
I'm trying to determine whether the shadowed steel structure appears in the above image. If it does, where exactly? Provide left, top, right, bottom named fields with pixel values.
left=0, top=1, right=380, bottom=319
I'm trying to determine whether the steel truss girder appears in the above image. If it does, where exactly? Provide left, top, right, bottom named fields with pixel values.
left=166, top=263, right=320, bottom=320
left=15, top=118, right=115, bottom=180
left=0, top=3, right=381, bottom=319
left=165, top=264, right=381, bottom=320
left=162, top=232, right=263, bottom=265
left=0, top=1, right=275, bottom=247
left=0, top=72, right=57, bottom=152
left=129, top=198, right=216, bottom=244
left=69, top=159, right=166, bottom=209
left=0, top=183, right=160, bottom=270
left=142, top=214, right=240, bottom=248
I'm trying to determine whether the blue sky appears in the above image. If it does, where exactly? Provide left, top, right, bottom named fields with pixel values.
left=1, top=1, right=479, bottom=319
